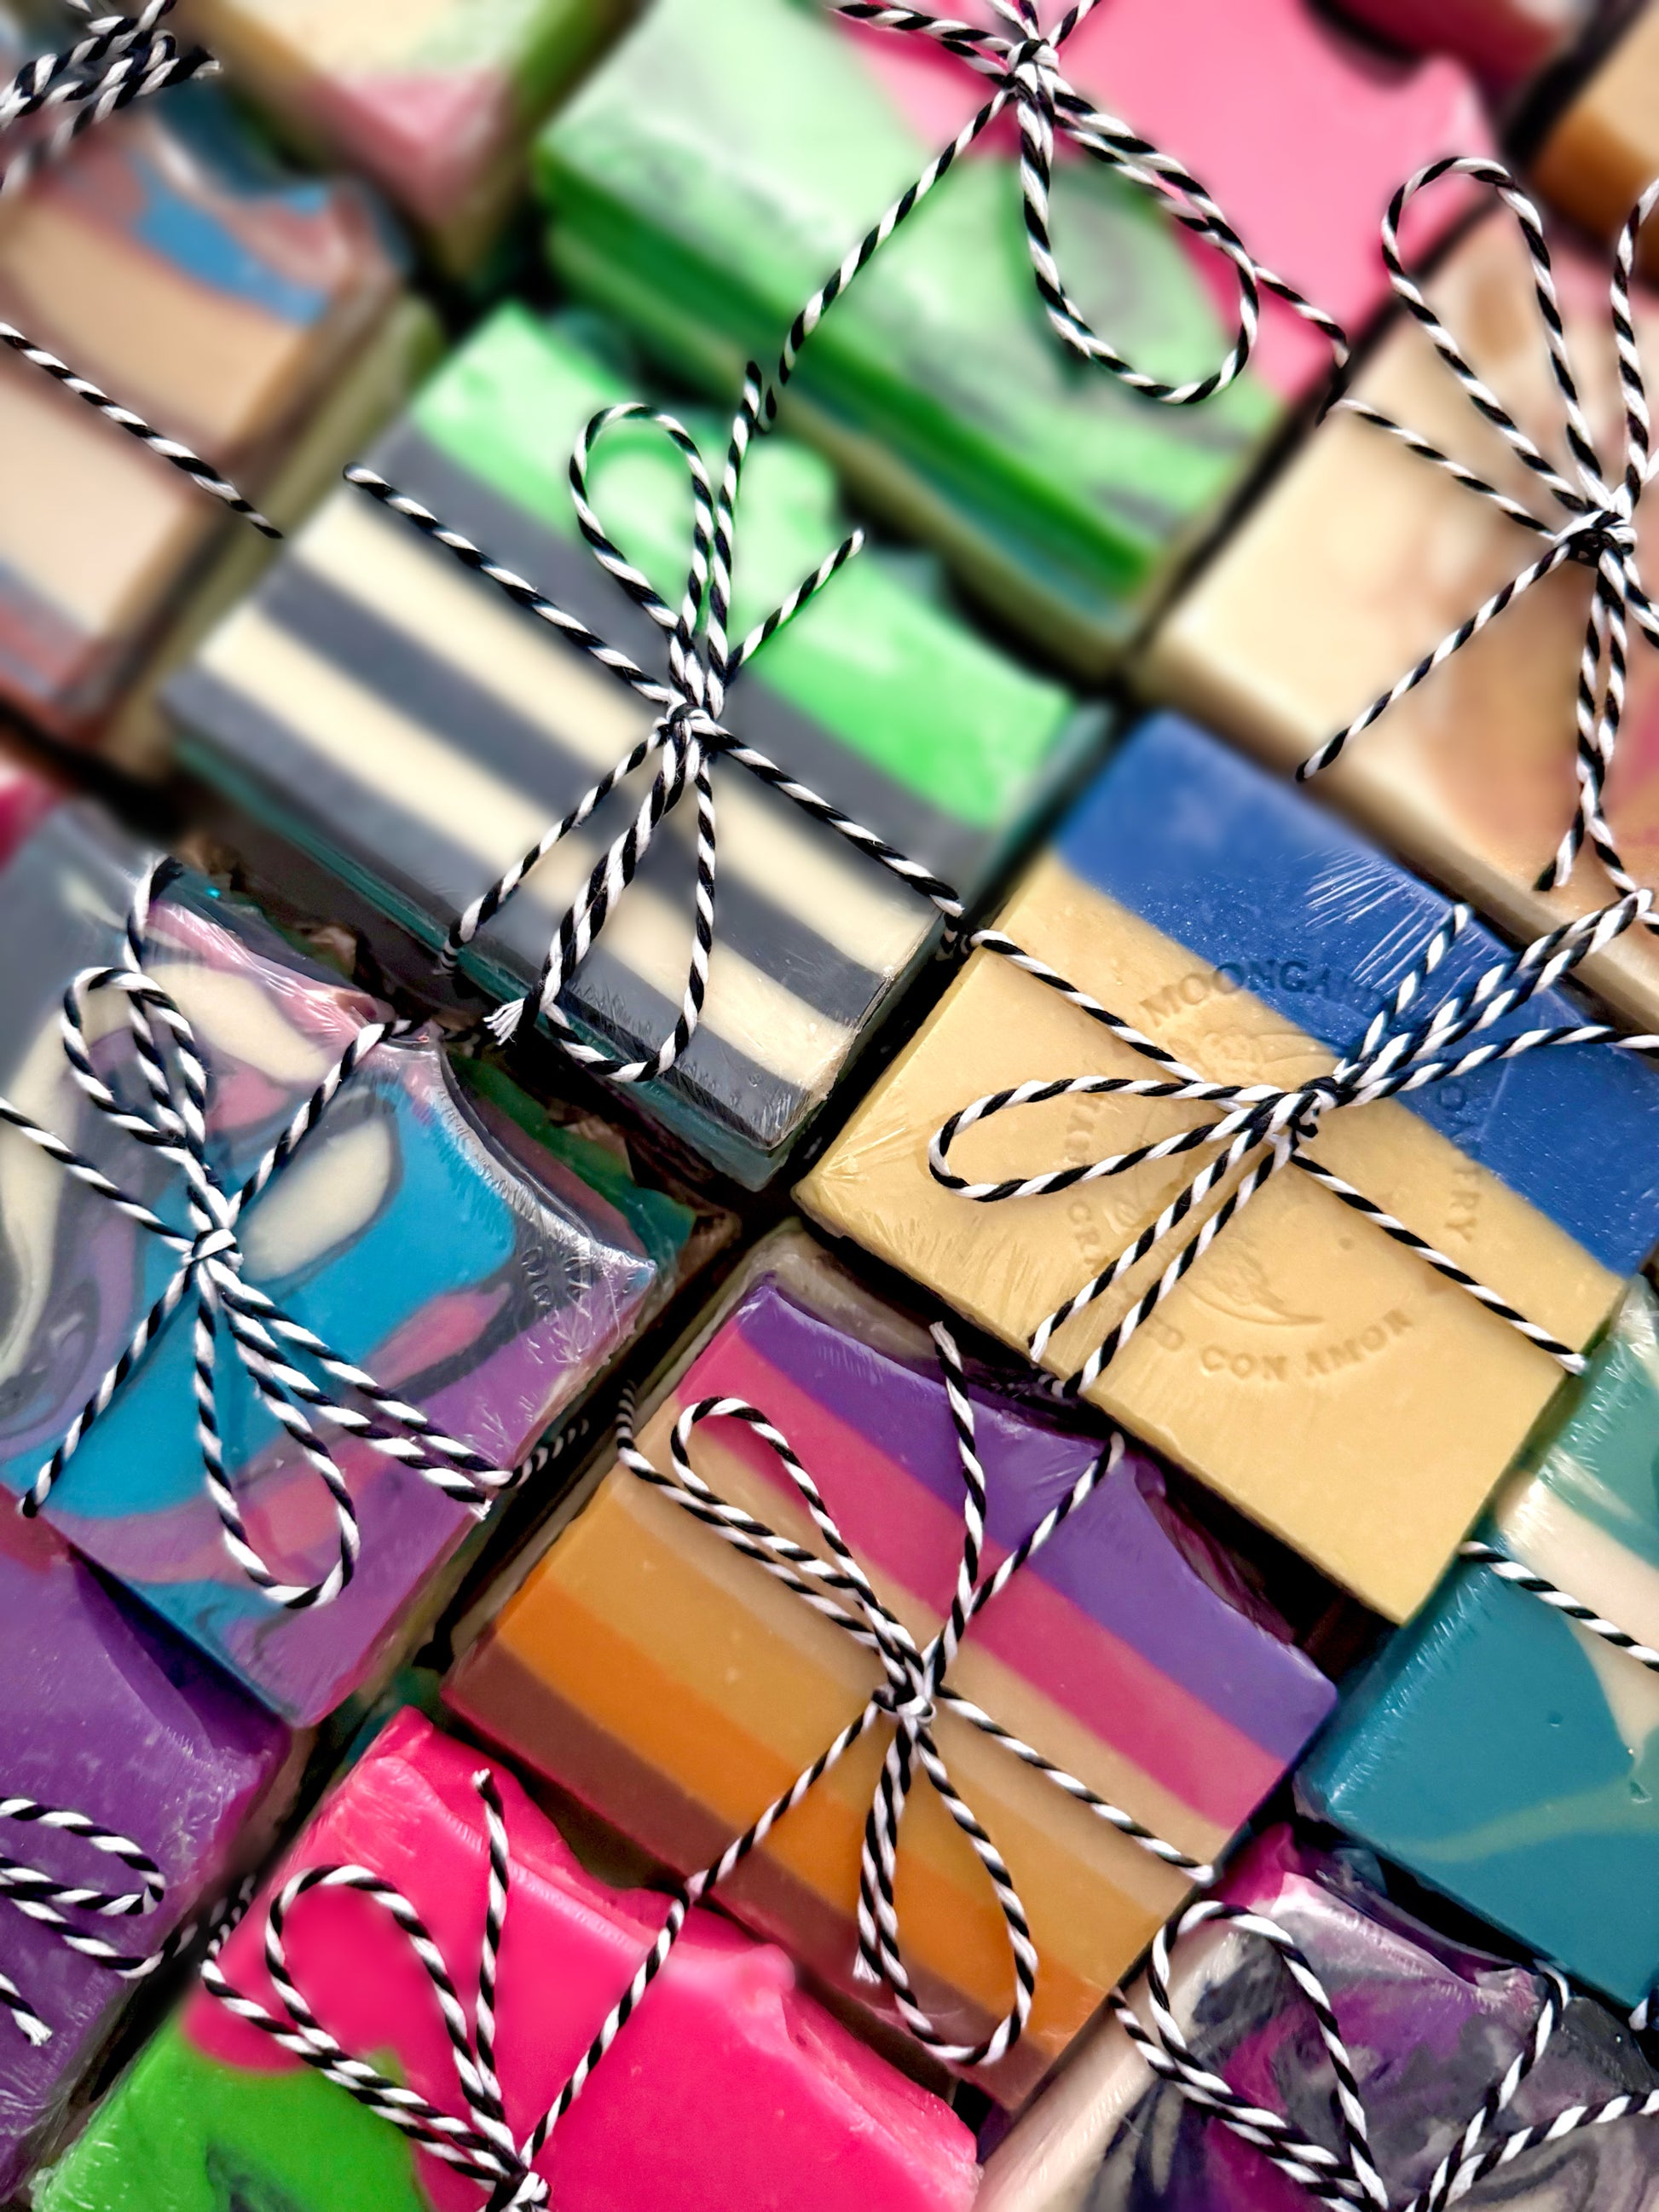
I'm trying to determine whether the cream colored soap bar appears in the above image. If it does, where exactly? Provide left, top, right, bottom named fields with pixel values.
left=1140, top=206, right=1659, bottom=1033
left=798, top=717, right=1659, bottom=1622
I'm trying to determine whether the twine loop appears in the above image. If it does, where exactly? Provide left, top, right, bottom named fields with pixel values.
left=0, top=858, right=515, bottom=1612
left=1301, top=158, right=1659, bottom=914
left=933, top=893, right=1659, bottom=1395
left=0, top=1791, right=167, bottom=2047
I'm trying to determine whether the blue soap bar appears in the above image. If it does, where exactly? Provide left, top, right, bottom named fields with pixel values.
left=1061, top=713, right=1659, bottom=1276
left=1298, top=1279, right=1659, bottom=2008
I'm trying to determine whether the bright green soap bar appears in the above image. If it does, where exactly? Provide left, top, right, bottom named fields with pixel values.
left=35, top=2019, right=428, bottom=2212
left=413, top=305, right=1081, bottom=828
left=534, top=0, right=1279, bottom=673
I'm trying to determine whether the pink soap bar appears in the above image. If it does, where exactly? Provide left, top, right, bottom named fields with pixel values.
left=187, top=1711, right=980, bottom=2211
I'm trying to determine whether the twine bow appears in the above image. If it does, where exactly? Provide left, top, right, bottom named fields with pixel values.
left=821, top=0, right=1348, bottom=401
left=1300, top=158, right=1659, bottom=915
left=348, top=370, right=961, bottom=1086
left=0, top=860, right=515, bottom=1611
left=1113, top=1901, right=1659, bottom=2209
left=0, top=1791, right=165, bottom=2047
left=932, top=896, right=1659, bottom=1395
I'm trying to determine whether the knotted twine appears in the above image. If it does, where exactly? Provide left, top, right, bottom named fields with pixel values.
left=930, top=893, right=1659, bottom=1395
left=203, top=1325, right=1213, bottom=2204
left=0, top=858, right=518, bottom=1610
left=1299, top=159, right=1659, bottom=919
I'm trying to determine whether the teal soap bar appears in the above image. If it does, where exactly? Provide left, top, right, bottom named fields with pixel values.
left=1299, top=1279, right=1659, bottom=2008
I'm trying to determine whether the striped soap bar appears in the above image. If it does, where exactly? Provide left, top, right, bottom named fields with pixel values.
left=169, top=304, right=1099, bottom=1188
left=801, top=713, right=1659, bottom=1619
left=445, top=1231, right=1334, bottom=2108
left=1300, top=1278, right=1659, bottom=2010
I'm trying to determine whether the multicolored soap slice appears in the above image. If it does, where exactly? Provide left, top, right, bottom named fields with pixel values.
left=34, top=1708, right=980, bottom=2212
left=535, top=0, right=1280, bottom=674
left=1299, top=1276, right=1659, bottom=2012
left=0, top=800, right=692, bottom=1724
left=1038, top=0, right=1490, bottom=396
left=179, top=0, right=627, bottom=274
left=167, top=303, right=1100, bottom=1188
left=1141, top=207, right=1659, bottom=1036
left=799, top=712, right=1659, bottom=1621
left=444, top=1229, right=1335, bottom=2107
left=0, top=53, right=418, bottom=750
left=977, top=1824, right=1659, bottom=2211
left=0, top=1505, right=293, bottom=2198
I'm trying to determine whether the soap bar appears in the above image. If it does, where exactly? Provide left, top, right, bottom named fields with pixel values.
left=799, top=712, right=1659, bottom=1620
left=1142, top=208, right=1659, bottom=1035
left=0, top=1505, right=292, bottom=2198
left=444, top=1228, right=1334, bottom=2107
left=180, top=0, right=627, bottom=274
left=976, top=1824, right=1659, bottom=2211
left=0, top=63, right=405, bottom=743
left=34, top=1708, right=980, bottom=2212
left=1329, top=0, right=1610, bottom=94
left=0, top=801, right=689, bottom=1722
left=167, top=304, right=1101, bottom=1189
left=1055, top=0, right=1491, bottom=394
left=535, top=0, right=1279, bottom=674
left=1532, top=3, right=1659, bottom=271
left=1299, top=1276, right=1659, bottom=2009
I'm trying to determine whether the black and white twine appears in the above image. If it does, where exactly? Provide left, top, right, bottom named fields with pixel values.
left=0, top=1791, right=167, bottom=2047
left=1113, top=1901, right=1659, bottom=2209
left=820, top=0, right=1347, bottom=402
left=1298, top=159, right=1659, bottom=916
left=204, top=1327, right=1209, bottom=2197
left=930, top=895, right=1659, bottom=1395
left=0, top=859, right=517, bottom=1611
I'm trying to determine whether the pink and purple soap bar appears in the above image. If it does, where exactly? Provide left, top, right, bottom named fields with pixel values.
left=0, top=1506, right=292, bottom=2198
left=0, top=800, right=685, bottom=1723
left=34, top=1709, right=980, bottom=2212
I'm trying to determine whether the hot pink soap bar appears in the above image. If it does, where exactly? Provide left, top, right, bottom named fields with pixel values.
left=171, top=1711, right=980, bottom=2211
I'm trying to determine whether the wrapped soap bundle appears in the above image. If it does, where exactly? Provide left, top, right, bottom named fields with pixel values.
left=0, top=9, right=433, bottom=759
left=33, top=1708, right=981, bottom=2210
left=176, top=0, right=633, bottom=275
left=800, top=712, right=1659, bottom=1620
left=1301, top=1273, right=1659, bottom=2015
left=1142, top=199, right=1659, bottom=1034
left=0, top=1505, right=295, bottom=2196
left=0, top=794, right=710, bottom=1724
left=444, top=1227, right=1337, bottom=2108
left=167, top=303, right=1101, bottom=1188
left=976, top=1824, right=1659, bottom=2210
left=530, top=0, right=1287, bottom=673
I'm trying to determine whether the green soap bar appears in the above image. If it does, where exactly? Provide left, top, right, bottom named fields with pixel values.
left=535, top=0, right=1279, bottom=671
left=35, top=2019, right=428, bottom=2212
left=412, top=304, right=1082, bottom=826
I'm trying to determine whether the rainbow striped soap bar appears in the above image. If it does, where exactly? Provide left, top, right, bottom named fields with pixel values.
left=445, top=1231, right=1334, bottom=2107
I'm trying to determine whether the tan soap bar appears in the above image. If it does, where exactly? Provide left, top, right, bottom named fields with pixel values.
left=1533, top=3, right=1659, bottom=274
left=797, top=716, right=1659, bottom=1622
left=1140, top=206, right=1659, bottom=1033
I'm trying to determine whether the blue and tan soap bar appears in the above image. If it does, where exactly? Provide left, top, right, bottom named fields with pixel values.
left=1301, top=1275, right=1659, bottom=2012
left=167, top=304, right=1101, bottom=1188
left=801, top=713, right=1659, bottom=1619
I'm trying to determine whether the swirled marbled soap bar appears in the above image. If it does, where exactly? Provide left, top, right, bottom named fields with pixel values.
left=1301, top=1276, right=1659, bottom=2010
left=35, top=1710, right=980, bottom=2212
left=444, top=1229, right=1333, bottom=2107
left=800, top=712, right=1659, bottom=1619
left=0, top=802, right=690, bottom=1722
left=977, top=1824, right=1659, bottom=2211
left=0, top=1506, right=292, bottom=2198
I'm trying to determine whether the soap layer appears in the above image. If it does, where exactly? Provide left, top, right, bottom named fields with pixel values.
left=799, top=713, right=1659, bottom=1619
left=1300, top=1276, right=1659, bottom=2008
left=446, top=1230, right=1332, bottom=2106
left=35, top=1709, right=980, bottom=2212
left=0, top=803, right=679, bottom=1721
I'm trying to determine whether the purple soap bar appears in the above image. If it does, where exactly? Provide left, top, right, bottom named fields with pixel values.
left=0, top=1507, right=291, bottom=2195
